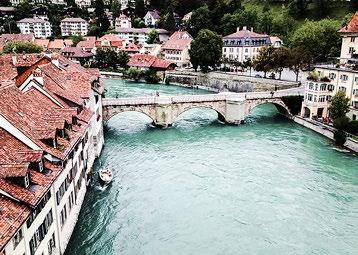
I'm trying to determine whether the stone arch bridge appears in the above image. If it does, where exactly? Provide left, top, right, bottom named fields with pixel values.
left=102, top=90, right=303, bottom=128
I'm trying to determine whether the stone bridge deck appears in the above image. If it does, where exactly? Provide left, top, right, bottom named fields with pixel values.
left=102, top=89, right=303, bottom=127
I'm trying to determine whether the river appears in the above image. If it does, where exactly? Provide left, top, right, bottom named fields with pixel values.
left=66, top=79, right=358, bottom=255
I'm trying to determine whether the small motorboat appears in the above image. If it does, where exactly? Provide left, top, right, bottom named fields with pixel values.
left=98, top=167, right=113, bottom=185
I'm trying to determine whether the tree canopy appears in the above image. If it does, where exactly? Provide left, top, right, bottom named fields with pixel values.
left=329, top=91, right=351, bottom=119
left=3, top=42, right=43, bottom=54
left=146, top=29, right=160, bottom=44
left=189, top=29, right=223, bottom=72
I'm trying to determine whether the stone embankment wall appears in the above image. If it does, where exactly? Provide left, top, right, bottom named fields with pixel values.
left=165, top=71, right=300, bottom=92
left=294, top=116, right=358, bottom=153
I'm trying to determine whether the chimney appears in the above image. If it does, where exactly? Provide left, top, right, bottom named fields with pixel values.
left=251, top=27, right=253, bottom=32
left=33, top=67, right=44, bottom=86
left=51, top=53, right=59, bottom=67
left=243, top=26, right=247, bottom=31
left=12, top=55, right=17, bottom=66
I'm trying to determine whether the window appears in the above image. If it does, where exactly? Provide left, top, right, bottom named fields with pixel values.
left=349, top=47, right=355, bottom=54
left=351, top=37, right=355, bottom=42
left=339, top=86, right=347, bottom=92
left=353, top=114, right=357, bottom=121
left=24, top=174, right=30, bottom=188
left=320, top=84, right=327, bottom=91
left=340, top=74, right=348, bottom=82
left=326, top=95, right=332, bottom=102
left=12, top=228, right=23, bottom=248
left=68, top=191, right=74, bottom=211
left=308, top=82, right=314, bottom=90
left=29, top=210, right=53, bottom=255
left=353, top=89, right=358, bottom=95
left=329, top=73, right=336, bottom=80
left=327, top=84, right=334, bottom=91
left=60, top=205, right=67, bottom=228
left=245, top=48, right=248, bottom=53
left=48, top=234, right=56, bottom=255
left=307, top=94, right=313, bottom=101
left=355, top=77, right=358, bottom=83
left=319, top=96, right=326, bottom=102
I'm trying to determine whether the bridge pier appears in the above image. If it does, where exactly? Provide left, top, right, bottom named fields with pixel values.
left=224, top=100, right=247, bottom=125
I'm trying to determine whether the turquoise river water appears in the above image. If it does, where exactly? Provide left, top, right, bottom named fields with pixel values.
left=66, top=79, right=358, bottom=255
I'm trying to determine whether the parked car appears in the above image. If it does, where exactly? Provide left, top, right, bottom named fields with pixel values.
left=254, top=74, right=262, bottom=78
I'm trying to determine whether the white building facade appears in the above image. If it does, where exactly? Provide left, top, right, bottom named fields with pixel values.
left=60, top=18, right=88, bottom=37
left=115, top=27, right=169, bottom=44
left=17, top=18, right=52, bottom=38
left=222, top=26, right=271, bottom=63
left=301, top=12, right=358, bottom=121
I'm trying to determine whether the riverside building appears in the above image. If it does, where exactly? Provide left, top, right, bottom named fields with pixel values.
left=222, top=26, right=271, bottom=62
left=0, top=53, right=105, bottom=255
left=301, top=12, right=358, bottom=120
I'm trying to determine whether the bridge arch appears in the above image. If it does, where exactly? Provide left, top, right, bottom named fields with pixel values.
left=171, top=102, right=227, bottom=124
left=102, top=106, right=156, bottom=123
left=246, top=99, right=292, bottom=118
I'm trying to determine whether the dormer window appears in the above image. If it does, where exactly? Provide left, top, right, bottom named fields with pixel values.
left=24, top=173, right=30, bottom=188
left=39, top=160, right=44, bottom=172
left=72, top=116, right=78, bottom=125
left=56, top=128, right=65, bottom=138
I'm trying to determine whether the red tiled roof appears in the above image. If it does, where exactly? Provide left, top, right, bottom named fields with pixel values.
left=339, top=12, right=358, bottom=33
left=77, top=36, right=96, bottom=50
left=34, top=39, right=49, bottom=48
left=128, top=54, right=175, bottom=70
left=60, top=46, right=94, bottom=58
left=0, top=196, right=31, bottom=251
left=161, top=31, right=192, bottom=50
left=95, top=34, right=123, bottom=48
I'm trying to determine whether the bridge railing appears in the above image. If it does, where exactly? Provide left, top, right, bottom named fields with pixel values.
left=103, top=90, right=303, bottom=106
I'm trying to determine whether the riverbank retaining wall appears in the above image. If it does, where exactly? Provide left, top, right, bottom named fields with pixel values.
left=165, top=71, right=300, bottom=92
left=293, top=116, right=358, bottom=153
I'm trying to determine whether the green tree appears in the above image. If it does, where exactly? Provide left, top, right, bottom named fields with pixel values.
left=287, top=46, right=311, bottom=82
left=144, top=69, right=161, bottom=83
left=111, top=0, right=122, bottom=18
left=187, top=5, right=212, bottom=37
left=3, top=42, right=43, bottom=54
left=71, top=35, right=84, bottom=46
left=329, top=91, right=351, bottom=119
left=271, top=47, right=290, bottom=80
left=288, top=0, right=309, bottom=18
left=162, top=11, right=176, bottom=32
left=132, top=18, right=145, bottom=28
left=118, top=51, right=130, bottom=68
left=1, top=19, right=20, bottom=34
left=95, top=0, right=110, bottom=36
left=14, top=0, right=32, bottom=20
left=0, top=0, right=12, bottom=6
left=134, top=0, right=146, bottom=18
left=253, top=46, right=275, bottom=78
left=259, top=11, right=273, bottom=34
left=189, top=29, right=223, bottom=72
left=125, top=67, right=144, bottom=82
left=146, top=29, right=160, bottom=44
left=95, top=48, right=121, bottom=70
left=290, top=19, right=341, bottom=63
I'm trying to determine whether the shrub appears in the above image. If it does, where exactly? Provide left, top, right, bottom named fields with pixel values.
left=320, top=76, right=330, bottom=82
left=345, top=120, right=358, bottom=135
left=144, top=70, right=161, bottom=84
left=124, top=67, right=144, bottom=82
left=3, top=41, right=43, bottom=54
left=307, top=71, right=319, bottom=81
left=334, top=130, right=347, bottom=146
left=333, top=116, right=350, bottom=130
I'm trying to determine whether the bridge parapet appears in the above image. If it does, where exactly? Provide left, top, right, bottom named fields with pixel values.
left=102, top=89, right=304, bottom=127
